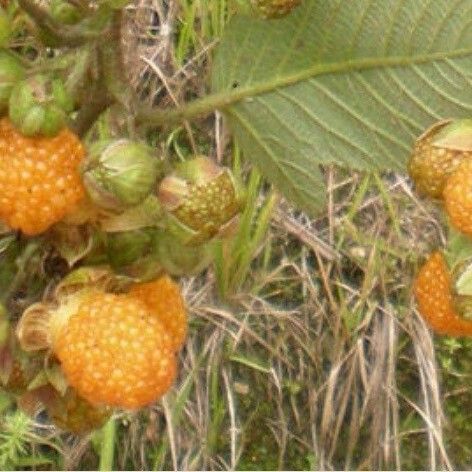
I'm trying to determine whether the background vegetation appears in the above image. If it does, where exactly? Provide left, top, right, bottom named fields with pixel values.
left=1, top=0, right=472, bottom=470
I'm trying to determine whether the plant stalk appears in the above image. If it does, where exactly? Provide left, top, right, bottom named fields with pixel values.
left=98, top=418, right=116, bottom=472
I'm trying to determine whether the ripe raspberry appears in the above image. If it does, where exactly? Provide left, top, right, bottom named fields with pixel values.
left=413, top=251, right=472, bottom=336
left=443, top=159, right=472, bottom=236
left=252, top=0, right=301, bottom=18
left=0, top=118, right=85, bottom=235
left=408, top=121, right=472, bottom=199
left=52, top=291, right=176, bottom=409
left=129, top=276, right=187, bottom=352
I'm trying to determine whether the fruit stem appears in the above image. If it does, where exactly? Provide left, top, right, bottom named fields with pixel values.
left=71, top=46, right=113, bottom=137
left=98, top=418, right=116, bottom=471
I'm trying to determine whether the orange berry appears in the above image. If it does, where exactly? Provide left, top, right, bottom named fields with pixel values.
left=0, top=118, right=85, bottom=235
left=443, top=159, right=472, bottom=236
left=413, top=251, right=472, bottom=336
left=129, top=275, right=187, bottom=352
left=408, top=120, right=472, bottom=199
left=53, top=291, right=176, bottom=409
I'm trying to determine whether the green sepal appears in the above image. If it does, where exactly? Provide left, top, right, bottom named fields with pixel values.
left=8, top=75, right=72, bottom=137
left=21, top=106, right=45, bottom=136
left=432, top=119, right=472, bottom=151
left=155, top=231, right=213, bottom=276
left=0, top=51, right=25, bottom=113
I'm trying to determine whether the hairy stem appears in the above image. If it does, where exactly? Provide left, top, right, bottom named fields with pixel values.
left=99, top=10, right=136, bottom=112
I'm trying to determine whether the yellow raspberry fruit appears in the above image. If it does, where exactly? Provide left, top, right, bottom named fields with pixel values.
left=129, top=275, right=187, bottom=352
left=443, top=159, right=472, bottom=236
left=414, top=251, right=472, bottom=336
left=52, top=291, right=176, bottom=409
left=0, top=118, right=85, bottom=235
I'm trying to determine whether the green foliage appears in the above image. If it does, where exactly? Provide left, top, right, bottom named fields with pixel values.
left=212, top=0, right=472, bottom=214
left=213, top=146, right=277, bottom=299
left=0, top=411, right=34, bottom=470
left=437, top=337, right=472, bottom=468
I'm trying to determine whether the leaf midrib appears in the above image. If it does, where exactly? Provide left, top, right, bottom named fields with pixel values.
left=140, top=47, right=472, bottom=126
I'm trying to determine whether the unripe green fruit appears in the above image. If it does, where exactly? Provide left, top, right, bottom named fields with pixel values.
left=8, top=75, right=73, bottom=136
left=158, top=156, right=244, bottom=246
left=83, top=139, right=161, bottom=211
left=0, top=51, right=25, bottom=114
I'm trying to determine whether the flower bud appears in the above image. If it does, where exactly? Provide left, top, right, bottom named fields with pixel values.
left=408, top=119, right=472, bottom=198
left=158, top=156, right=244, bottom=245
left=8, top=74, right=74, bottom=137
left=0, top=51, right=25, bottom=114
left=83, top=140, right=161, bottom=211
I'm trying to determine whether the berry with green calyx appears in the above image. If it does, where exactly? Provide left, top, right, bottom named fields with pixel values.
left=408, top=119, right=472, bottom=199
left=83, top=139, right=161, bottom=211
left=252, top=0, right=301, bottom=19
left=8, top=75, right=74, bottom=137
left=158, top=156, right=244, bottom=246
left=0, top=51, right=25, bottom=114
left=17, top=284, right=177, bottom=409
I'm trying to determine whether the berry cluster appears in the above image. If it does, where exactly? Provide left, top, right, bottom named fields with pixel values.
left=409, top=120, right=472, bottom=336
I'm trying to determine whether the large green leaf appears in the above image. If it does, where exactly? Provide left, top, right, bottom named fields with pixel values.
left=212, top=0, right=472, bottom=214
